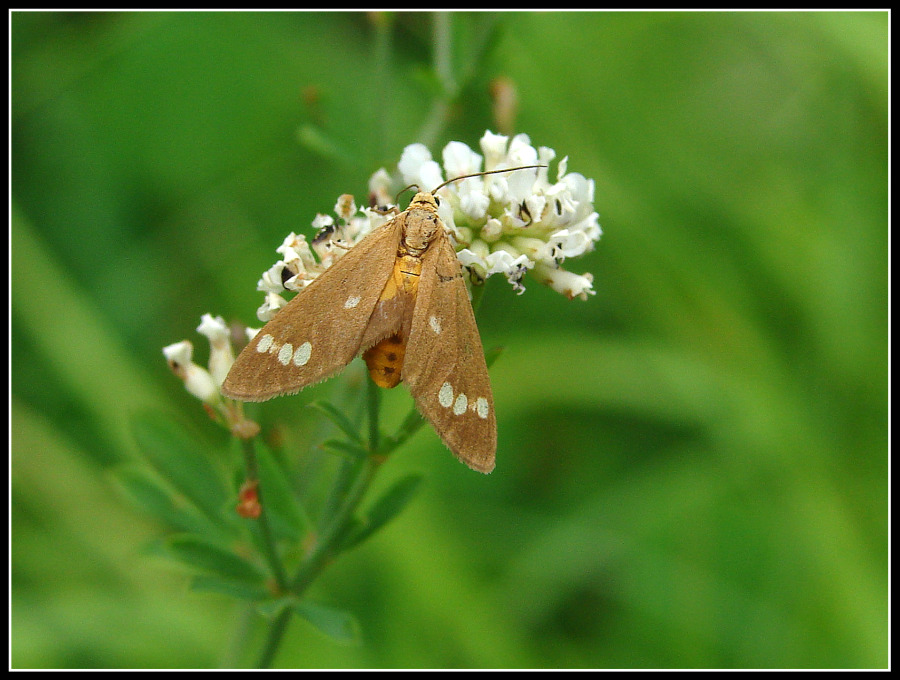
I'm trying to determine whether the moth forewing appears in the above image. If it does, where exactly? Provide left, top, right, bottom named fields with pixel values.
left=221, top=217, right=404, bottom=401
left=404, top=227, right=497, bottom=474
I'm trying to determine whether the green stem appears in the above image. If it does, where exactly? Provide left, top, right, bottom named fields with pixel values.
left=418, top=12, right=455, bottom=149
left=433, top=11, right=455, bottom=95
left=256, top=380, right=384, bottom=668
left=257, top=607, right=292, bottom=669
left=241, top=438, right=288, bottom=591
left=256, top=455, right=378, bottom=668
left=370, top=12, right=393, bottom=163
left=367, top=370, right=381, bottom=452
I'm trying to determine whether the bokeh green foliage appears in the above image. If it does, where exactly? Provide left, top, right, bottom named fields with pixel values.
left=12, top=10, right=887, bottom=669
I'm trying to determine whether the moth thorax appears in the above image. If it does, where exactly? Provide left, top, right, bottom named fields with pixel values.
left=402, top=209, right=441, bottom=253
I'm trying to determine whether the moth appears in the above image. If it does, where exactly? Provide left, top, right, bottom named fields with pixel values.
left=222, top=166, right=541, bottom=473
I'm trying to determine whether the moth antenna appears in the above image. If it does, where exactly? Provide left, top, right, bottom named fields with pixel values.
left=396, top=184, right=420, bottom=205
left=430, top=164, right=546, bottom=194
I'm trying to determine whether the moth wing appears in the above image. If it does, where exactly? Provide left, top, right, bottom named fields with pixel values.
left=222, top=217, right=404, bottom=401
left=404, top=230, right=497, bottom=473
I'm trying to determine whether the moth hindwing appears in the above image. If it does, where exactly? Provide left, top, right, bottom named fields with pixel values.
left=222, top=190, right=496, bottom=473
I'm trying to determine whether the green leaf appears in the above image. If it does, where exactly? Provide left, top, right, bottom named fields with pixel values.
left=252, top=442, right=310, bottom=541
left=162, top=534, right=267, bottom=585
left=256, top=595, right=295, bottom=618
left=292, top=599, right=362, bottom=645
left=321, top=438, right=370, bottom=460
left=255, top=595, right=363, bottom=645
left=189, top=574, right=270, bottom=602
left=110, top=464, right=224, bottom=538
left=484, top=344, right=505, bottom=369
left=340, top=473, right=423, bottom=551
left=307, top=401, right=363, bottom=444
left=379, top=408, right=425, bottom=454
left=295, top=124, right=355, bottom=166
left=130, top=412, right=231, bottom=530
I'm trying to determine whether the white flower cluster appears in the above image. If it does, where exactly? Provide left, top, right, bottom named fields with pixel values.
left=254, top=194, right=396, bottom=321
left=388, top=131, right=602, bottom=298
left=163, top=314, right=260, bottom=438
left=253, top=130, right=601, bottom=320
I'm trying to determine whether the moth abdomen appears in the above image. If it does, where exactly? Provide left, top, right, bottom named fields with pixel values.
left=362, top=332, right=406, bottom=388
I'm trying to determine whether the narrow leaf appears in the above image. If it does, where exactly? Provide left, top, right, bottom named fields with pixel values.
left=190, top=574, right=270, bottom=602
left=307, top=400, right=363, bottom=444
left=292, top=600, right=362, bottom=645
left=321, top=438, right=370, bottom=460
left=380, top=408, right=425, bottom=454
left=163, top=534, right=267, bottom=585
left=252, top=442, right=309, bottom=540
left=340, top=473, right=423, bottom=551
left=484, top=344, right=505, bottom=368
left=256, top=595, right=295, bottom=618
left=110, top=464, right=226, bottom=538
left=131, top=412, right=231, bottom=529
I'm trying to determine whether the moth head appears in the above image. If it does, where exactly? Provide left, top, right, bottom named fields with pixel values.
left=409, top=191, right=440, bottom=210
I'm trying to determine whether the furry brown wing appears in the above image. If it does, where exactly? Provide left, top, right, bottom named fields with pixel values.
left=223, top=217, right=404, bottom=401
left=402, top=230, right=497, bottom=473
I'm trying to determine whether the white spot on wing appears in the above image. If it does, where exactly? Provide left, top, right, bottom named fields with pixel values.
left=294, top=341, right=312, bottom=366
left=475, top=397, right=490, bottom=419
left=257, top=334, right=274, bottom=353
left=438, top=382, right=454, bottom=408
left=278, top=343, right=294, bottom=366
left=453, top=393, right=468, bottom=416
left=429, top=315, right=442, bottom=334
left=344, top=295, right=361, bottom=309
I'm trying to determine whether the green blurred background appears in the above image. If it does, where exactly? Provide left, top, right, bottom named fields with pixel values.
left=11, top=10, right=888, bottom=669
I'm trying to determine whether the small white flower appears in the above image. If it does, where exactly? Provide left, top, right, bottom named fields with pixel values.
left=163, top=340, right=220, bottom=404
left=163, top=316, right=261, bottom=437
left=257, top=292, right=287, bottom=322
left=368, top=168, right=394, bottom=208
left=480, top=130, right=510, bottom=171
left=197, top=314, right=234, bottom=385
left=196, top=314, right=234, bottom=387
left=398, top=143, right=443, bottom=190
left=481, top=218, right=503, bottom=243
left=257, top=261, right=288, bottom=294
left=334, top=194, right=356, bottom=221
left=507, top=133, right=539, bottom=167
left=442, top=141, right=483, bottom=179
left=532, top=262, right=596, bottom=300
